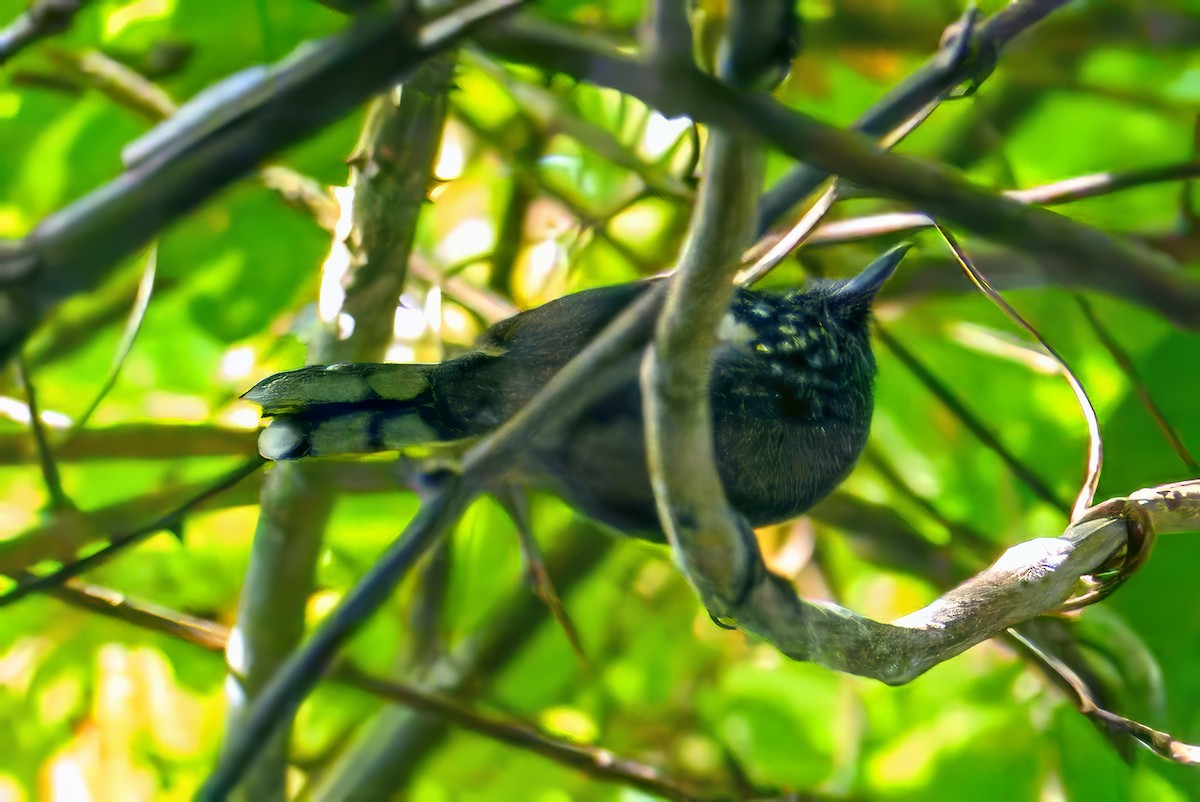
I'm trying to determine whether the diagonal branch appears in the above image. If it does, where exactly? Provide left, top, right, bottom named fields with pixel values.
left=695, top=483, right=1195, bottom=686
left=756, top=0, right=1073, bottom=231
left=0, top=0, right=524, bottom=368
left=41, top=566, right=771, bottom=799
left=0, top=0, right=91, bottom=66
left=478, top=15, right=1200, bottom=329
left=220, top=49, right=461, bottom=801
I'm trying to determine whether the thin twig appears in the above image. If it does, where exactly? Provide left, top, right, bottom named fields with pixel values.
left=42, top=573, right=758, bottom=800
left=477, top=15, right=1200, bottom=330
left=70, top=244, right=157, bottom=433
left=45, top=48, right=175, bottom=118
left=1009, top=629, right=1200, bottom=765
left=0, top=457, right=265, bottom=607
left=468, top=51, right=693, bottom=200
left=0, top=0, right=525, bottom=368
left=46, top=49, right=341, bottom=232
left=874, top=326, right=1070, bottom=512
left=754, top=0, right=1071, bottom=232
left=12, top=356, right=73, bottom=511
left=0, top=423, right=256, bottom=464
left=809, top=160, right=1200, bottom=246
left=932, top=224, right=1102, bottom=521
left=1074, top=294, right=1198, bottom=472
left=495, top=484, right=587, bottom=662
left=740, top=85, right=945, bottom=286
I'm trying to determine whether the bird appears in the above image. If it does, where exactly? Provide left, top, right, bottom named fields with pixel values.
left=244, top=244, right=910, bottom=542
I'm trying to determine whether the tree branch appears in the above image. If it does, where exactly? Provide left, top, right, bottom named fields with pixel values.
left=641, top=41, right=763, bottom=610
left=0, top=0, right=90, bottom=66
left=702, top=484, right=1195, bottom=685
left=220, top=51, right=459, bottom=800
left=0, top=0, right=524, bottom=368
left=306, top=529, right=612, bottom=799
left=811, top=160, right=1200, bottom=246
left=755, top=0, right=1071, bottom=231
left=478, top=14, right=1200, bottom=328
left=37, top=547, right=774, bottom=799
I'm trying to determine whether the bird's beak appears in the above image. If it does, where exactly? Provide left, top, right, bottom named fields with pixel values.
left=836, top=241, right=912, bottom=301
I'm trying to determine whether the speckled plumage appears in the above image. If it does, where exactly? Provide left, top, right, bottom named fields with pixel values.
left=244, top=246, right=907, bottom=541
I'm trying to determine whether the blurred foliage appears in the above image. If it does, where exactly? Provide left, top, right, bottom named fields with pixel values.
left=0, top=0, right=1199, bottom=800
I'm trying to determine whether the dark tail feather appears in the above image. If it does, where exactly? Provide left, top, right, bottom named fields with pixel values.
left=243, top=363, right=441, bottom=460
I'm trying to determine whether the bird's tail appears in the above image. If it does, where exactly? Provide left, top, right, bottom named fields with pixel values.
left=242, top=363, right=443, bottom=460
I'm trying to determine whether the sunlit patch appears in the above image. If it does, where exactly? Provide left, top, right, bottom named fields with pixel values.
left=538, top=706, right=599, bottom=744
left=423, top=285, right=443, bottom=339
left=675, top=734, right=723, bottom=775
left=220, top=402, right=262, bottom=430
left=0, top=396, right=31, bottom=423
left=219, top=345, right=256, bottom=381
left=514, top=238, right=566, bottom=307
left=525, top=196, right=576, bottom=241
left=762, top=519, right=815, bottom=578
left=434, top=131, right=465, bottom=181
left=0, top=397, right=71, bottom=428
left=223, top=673, right=245, bottom=711
left=384, top=343, right=417, bottom=363
left=393, top=300, right=429, bottom=341
left=47, top=754, right=88, bottom=802
left=437, top=217, right=494, bottom=265
left=0, top=638, right=44, bottom=692
left=440, top=300, right=480, bottom=345
left=308, top=589, right=343, bottom=621
left=37, top=672, right=84, bottom=725
left=318, top=250, right=349, bottom=321
left=639, top=111, right=692, bottom=161
left=124, top=648, right=199, bottom=756
left=336, top=312, right=355, bottom=340
left=225, top=627, right=246, bottom=675
left=318, top=186, right=356, bottom=325
left=0, top=205, right=26, bottom=237
left=0, top=773, right=24, bottom=802
left=608, top=199, right=667, bottom=249
left=103, top=0, right=175, bottom=39
left=0, top=496, right=40, bottom=541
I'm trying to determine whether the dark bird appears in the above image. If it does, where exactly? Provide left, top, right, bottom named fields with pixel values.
left=244, top=244, right=910, bottom=541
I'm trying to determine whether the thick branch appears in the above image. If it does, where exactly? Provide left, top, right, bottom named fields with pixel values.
left=700, top=484, right=1200, bottom=685
left=0, top=0, right=522, bottom=367
left=40, top=542, right=753, bottom=800
left=306, top=531, right=613, bottom=799
left=223, top=462, right=333, bottom=802
left=641, top=127, right=762, bottom=608
left=756, top=0, right=1071, bottom=230
left=199, top=475, right=477, bottom=801
left=220, top=52, right=459, bottom=801
left=479, top=15, right=1200, bottom=328
left=0, top=0, right=90, bottom=66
